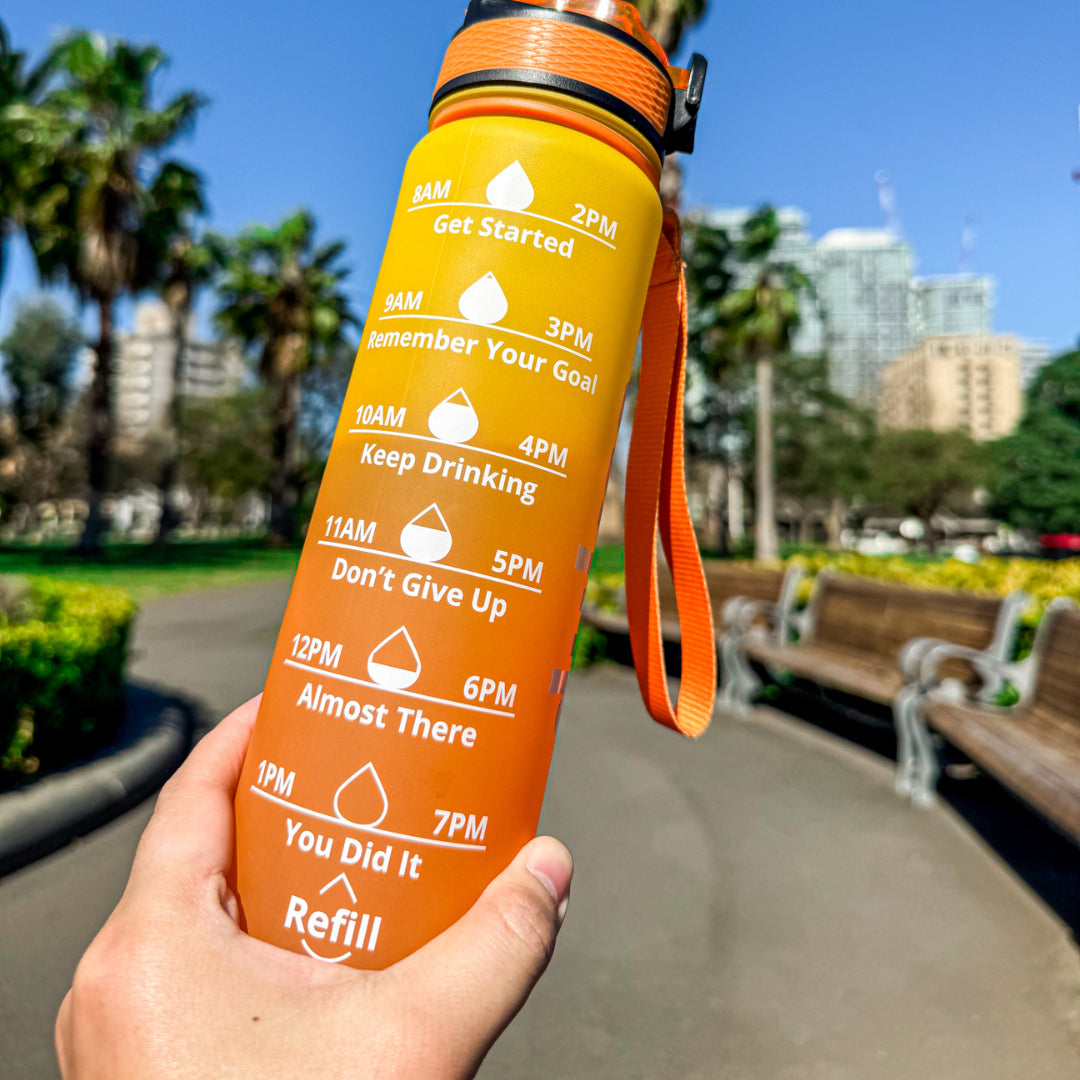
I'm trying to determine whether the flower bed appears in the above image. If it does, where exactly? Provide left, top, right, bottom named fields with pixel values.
left=783, top=552, right=1080, bottom=627
left=0, top=578, right=137, bottom=777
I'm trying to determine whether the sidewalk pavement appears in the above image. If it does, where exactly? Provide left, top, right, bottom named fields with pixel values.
left=0, top=580, right=1077, bottom=1079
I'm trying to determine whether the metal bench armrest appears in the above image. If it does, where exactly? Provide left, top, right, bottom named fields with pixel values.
left=898, top=636, right=949, bottom=683
left=719, top=565, right=805, bottom=649
left=916, top=642, right=1010, bottom=697
left=723, top=596, right=781, bottom=634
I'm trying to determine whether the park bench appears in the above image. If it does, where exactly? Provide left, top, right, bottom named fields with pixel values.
left=904, top=599, right=1080, bottom=836
left=722, top=573, right=1028, bottom=792
left=581, top=559, right=803, bottom=681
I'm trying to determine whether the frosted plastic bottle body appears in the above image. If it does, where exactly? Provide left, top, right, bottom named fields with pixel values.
left=232, top=112, right=662, bottom=969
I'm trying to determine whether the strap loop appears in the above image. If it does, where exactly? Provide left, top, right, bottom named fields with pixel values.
left=623, top=209, right=717, bottom=737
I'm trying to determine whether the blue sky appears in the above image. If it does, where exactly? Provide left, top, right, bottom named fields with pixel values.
left=1, top=0, right=1078, bottom=353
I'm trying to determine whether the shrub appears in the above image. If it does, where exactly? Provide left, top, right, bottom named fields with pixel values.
left=781, top=551, right=1080, bottom=632
left=572, top=622, right=608, bottom=669
left=0, top=578, right=137, bottom=775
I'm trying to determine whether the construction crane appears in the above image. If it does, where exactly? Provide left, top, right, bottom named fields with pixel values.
left=1073, top=104, right=1080, bottom=181
left=959, top=213, right=979, bottom=274
left=875, top=169, right=901, bottom=235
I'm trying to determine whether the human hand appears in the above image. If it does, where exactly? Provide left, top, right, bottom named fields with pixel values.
left=56, top=695, right=573, bottom=1079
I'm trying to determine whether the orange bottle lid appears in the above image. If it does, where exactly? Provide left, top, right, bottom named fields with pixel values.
left=431, top=0, right=706, bottom=160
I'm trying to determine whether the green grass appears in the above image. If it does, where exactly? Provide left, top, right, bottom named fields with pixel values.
left=0, top=539, right=300, bottom=602
left=0, top=540, right=623, bottom=604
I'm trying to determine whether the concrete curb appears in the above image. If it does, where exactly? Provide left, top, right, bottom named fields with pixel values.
left=0, top=701, right=190, bottom=877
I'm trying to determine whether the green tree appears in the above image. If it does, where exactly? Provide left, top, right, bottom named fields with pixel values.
left=13, top=32, right=205, bottom=552
left=684, top=216, right=736, bottom=380
left=0, top=21, right=60, bottom=292
left=990, top=348, right=1080, bottom=534
left=631, top=0, right=706, bottom=56
left=179, top=390, right=273, bottom=508
left=0, top=297, right=83, bottom=446
left=0, top=298, right=86, bottom=517
left=214, top=211, right=357, bottom=543
left=299, top=338, right=357, bottom=463
left=682, top=216, right=746, bottom=549
left=719, top=207, right=810, bottom=560
left=765, top=355, right=874, bottom=547
left=140, top=163, right=220, bottom=541
left=869, top=429, right=991, bottom=546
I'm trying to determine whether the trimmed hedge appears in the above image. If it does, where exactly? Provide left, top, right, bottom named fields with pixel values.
left=0, top=578, right=137, bottom=774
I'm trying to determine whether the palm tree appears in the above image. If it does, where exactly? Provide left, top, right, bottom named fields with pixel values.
left=719, top=207, right=810, bottom=561
left=139, top=165, right=218, bottom=542
left=214, top=210, right=357, bottom=544
left=0, top=20, right=59, bottom=291
left=632, top=0, right=707, bottom=56
left=15, top=33, right=206, bottom=552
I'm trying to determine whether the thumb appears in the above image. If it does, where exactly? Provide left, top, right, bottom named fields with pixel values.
left=390, top=836, right=573, bottom=1074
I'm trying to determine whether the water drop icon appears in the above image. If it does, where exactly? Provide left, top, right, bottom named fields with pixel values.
left=486, top=160, right=535, bottom=211
left=400, top=503, right=453, bottom=563
left=367, top=626, right=422, bottom=690
left=333, top=763, right=390, bottom=828
left=428, top=388, right=479, bottom=444
left=458, top=271, right=508, bottom=324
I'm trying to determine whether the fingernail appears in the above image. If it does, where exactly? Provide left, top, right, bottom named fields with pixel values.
left=526, top=836, right=573, bottom=924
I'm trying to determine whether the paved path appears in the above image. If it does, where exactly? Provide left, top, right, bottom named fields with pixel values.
left=1, top=580, right=1078, bottom=1078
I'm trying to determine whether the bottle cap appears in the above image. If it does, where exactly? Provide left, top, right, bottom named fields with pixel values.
left=432, top=0, right=706, bottom=158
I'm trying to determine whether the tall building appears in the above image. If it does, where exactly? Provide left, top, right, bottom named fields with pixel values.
left=878, top=334, right=1022, bottom=441
left=703, top=207, right=823, bottom=357
left=911, top=275, right=993, bottom=338
left=815, top=229, right=913, bottom=403
left=112, top=300, right=245, bottom=446
left=1020, top=340, right=1052, bottom=387
left=700, top=208, right=1010, bottom=408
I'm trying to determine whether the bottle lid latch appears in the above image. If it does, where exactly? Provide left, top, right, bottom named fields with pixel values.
left=664, top=53, right=707, bottom=155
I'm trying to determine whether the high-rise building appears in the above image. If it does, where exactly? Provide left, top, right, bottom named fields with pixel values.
left=703, top=207, right=823, bottom=357
left=911, top=275, right=993, bottom=338
left=112, top=300, right=245, bottom=446
left=815, top=229, right=913, bottom=403
left=1020, top=340, right=1052, bottom=387
left=878, top=334, right=1022, bottom=441
left=699, top=209, right=1012, bottom=407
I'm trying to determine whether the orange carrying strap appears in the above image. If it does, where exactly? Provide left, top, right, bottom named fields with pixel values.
left=624, top=209, right=717, bottom=737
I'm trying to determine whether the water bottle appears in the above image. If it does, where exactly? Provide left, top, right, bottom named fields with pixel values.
left=232, top=0, right=710, bottom=969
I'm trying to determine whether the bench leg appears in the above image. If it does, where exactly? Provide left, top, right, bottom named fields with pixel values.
left=718, top=632, right=760, bottom=716
left=909, top=707, right=941, bottom=808
left=892, top=685, right=919, bottom=799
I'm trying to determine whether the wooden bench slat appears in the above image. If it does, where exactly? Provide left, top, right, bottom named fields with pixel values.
left=745, top=640, right=903, bottom=704
left=584, top=560, right=789, bottom=645
left=813, top=576, right=1001, bottom=666
left=808, top=575, right=1004, bottom=688
left=1031, top=611, right=1080, bottom=720
left=925, top=698, right=1080, bottom=841
left=654, top=561, right=788, bottom=614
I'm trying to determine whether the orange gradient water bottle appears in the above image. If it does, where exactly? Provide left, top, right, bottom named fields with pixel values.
left=231, top=0, right=715, bottom=969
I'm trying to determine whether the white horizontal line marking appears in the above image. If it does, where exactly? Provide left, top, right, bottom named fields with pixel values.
left=249, top=786, right=487, bottom=851
left=376, top=312, right=593, bottom=364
